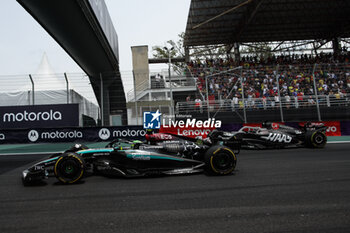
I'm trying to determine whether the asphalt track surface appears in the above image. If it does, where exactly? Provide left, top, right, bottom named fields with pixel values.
left=0, top=144, right=349, bottom=233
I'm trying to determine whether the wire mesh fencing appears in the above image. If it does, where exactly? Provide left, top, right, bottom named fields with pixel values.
left=183, top=63, right=350, bottom=122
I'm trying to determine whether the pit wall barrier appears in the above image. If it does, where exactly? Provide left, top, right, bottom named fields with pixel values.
left=0, top=121, right=349, bottom=144
left=0, top=126, right=146, bottom=144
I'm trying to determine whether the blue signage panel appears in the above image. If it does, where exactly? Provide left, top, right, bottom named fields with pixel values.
left=0, top=126, right=146, bottom=144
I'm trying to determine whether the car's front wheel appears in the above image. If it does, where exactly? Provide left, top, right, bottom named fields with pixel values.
left=54, top=153, right=85, bottom=184
left=204, top=146, right=237, bottom=175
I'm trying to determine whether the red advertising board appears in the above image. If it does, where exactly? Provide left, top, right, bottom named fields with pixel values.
left=299, top=121, right=341, bottom=136
left=159, top=121, right=341, bottom=138
left=243, top=123, right=262, bottom=127
left=159, top=126, right=215, bottom=138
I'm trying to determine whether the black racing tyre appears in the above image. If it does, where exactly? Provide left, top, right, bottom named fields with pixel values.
left=305, top=131, right=327, bottom=148
left=204, top=146, right=237, bottom=175
left=54, top=153, right=86, bottom=184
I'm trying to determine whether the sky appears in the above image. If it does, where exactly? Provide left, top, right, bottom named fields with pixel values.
left=0, top=0, right=191, bottom=87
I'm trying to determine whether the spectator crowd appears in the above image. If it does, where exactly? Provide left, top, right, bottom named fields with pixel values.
left=187, top=52, right=350, bottom=108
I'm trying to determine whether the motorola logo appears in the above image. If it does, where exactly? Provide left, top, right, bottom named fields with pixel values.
left=0, top=133, right=5, bottom=140
left=3, top=110, right=62, bottom=122
left=99, top=128, right=111, bottom=140
left=28, top=130, right=39, bottom=142
left=113, top=129, right=146, bottom=137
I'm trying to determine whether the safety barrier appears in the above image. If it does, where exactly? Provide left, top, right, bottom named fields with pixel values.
left=0, top=121, right=350, bottom=144
left=177, top=94, right=350, bottom=112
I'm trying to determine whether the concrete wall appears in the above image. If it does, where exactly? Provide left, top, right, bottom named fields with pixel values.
left=131, top=46, right=150, bottom=93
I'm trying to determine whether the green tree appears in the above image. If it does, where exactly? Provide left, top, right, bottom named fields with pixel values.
left=190, top=44, right=228, bottom=60
left=152, top=32, right=186, bottom=75
left=153, top=32, right=231, bottom=75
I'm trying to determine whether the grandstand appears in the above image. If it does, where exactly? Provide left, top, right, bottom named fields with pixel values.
left=13, top=0, right=350, bottom=126
left=170, top=0, right=350, bottom=123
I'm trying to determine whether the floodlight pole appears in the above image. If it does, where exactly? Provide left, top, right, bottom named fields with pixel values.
left=64, top=72, right=69, bottom=104
left=99, top=73, right=104, bottom=126
left=275, top=65, right=284, bottom=122
left=205, top=75, right=210, bottom=119
left=29, top=74, right=34, bottom=105
left=312, top=64, right=322, bottom=121
left=132, top=70, right=139, bottom=125
left=239, top=68, right=247, bottom=123
left=164, top=47, right=174, bottom=116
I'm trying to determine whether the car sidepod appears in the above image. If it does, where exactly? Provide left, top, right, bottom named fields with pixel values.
left=104, top=149, right=205, bottom=177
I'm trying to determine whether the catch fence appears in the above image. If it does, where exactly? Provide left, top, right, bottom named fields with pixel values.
left=181, top=63, right=350, bottom=123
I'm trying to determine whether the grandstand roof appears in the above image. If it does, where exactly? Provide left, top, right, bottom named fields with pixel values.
left=184, top=0, right=350, bottom=46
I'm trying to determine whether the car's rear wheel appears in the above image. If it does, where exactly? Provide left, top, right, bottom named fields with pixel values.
left=54, top=153, right=85, bottom=184
left=305, top=131, right=327, bottom=148
left=204, top=146, right=237, bottom=175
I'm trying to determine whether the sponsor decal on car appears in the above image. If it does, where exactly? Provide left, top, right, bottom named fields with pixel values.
left=271, top=123, right=280, bottom=130
left=261, top=133, right=292, bottom=143
left=131, top=155, right=151, bottom=160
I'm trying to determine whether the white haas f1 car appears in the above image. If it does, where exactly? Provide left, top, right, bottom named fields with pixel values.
left=211, top=122, right=327, bottom=149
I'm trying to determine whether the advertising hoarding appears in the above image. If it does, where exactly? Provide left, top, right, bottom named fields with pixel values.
left=0, top=104, right=79, bottom=129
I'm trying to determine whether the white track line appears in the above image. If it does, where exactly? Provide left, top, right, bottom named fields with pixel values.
left=327, top=141, right=350, bottom=144
left=0, top=151, right=62, bottom=156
